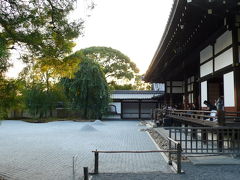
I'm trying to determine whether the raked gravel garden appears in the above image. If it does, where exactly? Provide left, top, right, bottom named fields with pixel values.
left=0, top=120, right=172, bottom=180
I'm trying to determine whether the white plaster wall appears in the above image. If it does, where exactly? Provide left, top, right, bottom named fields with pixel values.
left=201, top=81, right=208, bottom=107
left=152, top=83, right=165, bottom=91
left=214, top=48, right=233, bottom=71
left=188, top=93, right=193, bottom=104
left=110, top=102, right=121, bottom=114
left=224, top=71, right=235, bottom=107
left=215, top=30, right=232, bottom=54
left=200, top=45, right=213, bottom=63
left=200, top=60, right=213, bottom=77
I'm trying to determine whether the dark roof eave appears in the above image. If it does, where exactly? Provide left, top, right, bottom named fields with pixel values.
left=145, top=0, right=181, bottom=82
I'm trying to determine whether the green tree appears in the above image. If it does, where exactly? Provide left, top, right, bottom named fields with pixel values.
left=73, top=47, right=139, bottom=85
left=61, top=58, right=110, bottom=119
left=132, top=74, right=151, bottom=90
left=23, top=83, right=67, bottom=119
left=0, top=0, right=85, bottom=74
left=0, top=78, right=21, bottom=119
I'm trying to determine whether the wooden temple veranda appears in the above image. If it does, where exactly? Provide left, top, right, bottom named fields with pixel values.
left=144, top=0, right=240, bottom=155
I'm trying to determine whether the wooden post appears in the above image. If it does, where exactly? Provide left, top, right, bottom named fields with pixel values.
left=177, top=143, right=182, bottom=174
left=201, top=129, right=207, bottom=144
left=232, top=19, right=240, bottom=112
left=168, top=130, right=172, bottom=165
left=94, top=151, right=99, bottom=174
left=185, top=123, right=188, bottom=136
left=120, top=100, right=123, bottom=119
left=192, top=128, right=197, bottom=139
left=72, top=156, right=75, bottom=180
left=83, top=167, right=89, bottom=180
left=217, top=130, right=223, bottom=152
left=217, top=110, right=225, bottom=126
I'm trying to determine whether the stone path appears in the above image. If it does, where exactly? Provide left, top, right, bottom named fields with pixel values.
left=92, top=162, right=240, bottom=180
left=0, top=120, right=172, bottom=180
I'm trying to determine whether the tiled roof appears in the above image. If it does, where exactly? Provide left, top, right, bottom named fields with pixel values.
left=111, top=90, right=163, bottom=100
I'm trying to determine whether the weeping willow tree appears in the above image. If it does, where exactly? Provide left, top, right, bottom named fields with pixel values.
left=61, top=58, right=110, bottom=119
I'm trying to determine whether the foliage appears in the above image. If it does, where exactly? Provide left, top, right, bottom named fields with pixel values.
left=73, top=46, right=139, bottom=84
left=109, top=81, right=134, bottom=90
left=61, top=58, right=110, bottom=119
left=108, top=74, right=151, bottom=90
left=132, top=74, right=151, bottom=90
left=0, top=78, right=21, bottom=119
left=0, top=0, right=84, bottom=75
left=23, top=83, right=67, bottom=118
left=0, top=36, right=10, bottom=75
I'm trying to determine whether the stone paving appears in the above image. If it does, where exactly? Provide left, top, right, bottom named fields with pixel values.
left=0, top=120, right=172, bottom=180
left=92, top=162, right=240, bottom=180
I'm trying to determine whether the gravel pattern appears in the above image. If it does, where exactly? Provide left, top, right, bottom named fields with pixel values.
left=0, top=120, right=172, bottom=180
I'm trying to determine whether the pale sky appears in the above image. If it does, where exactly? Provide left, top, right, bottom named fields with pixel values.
left=6, top=0, right=173, bottom=78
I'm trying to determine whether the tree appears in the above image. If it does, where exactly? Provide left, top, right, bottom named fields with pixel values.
left=132, top=74, right=151, bottom=90
left=23, top=82, right=67, bottom=119
left=0, top=37, right=10, bottom=75
left=0, top=78, right=21, bottom=119
left=0, top=0, right=85, bottom=75
left=73, top=47, right=139, bottom=85
left=61, top=58, right=110, bottom=119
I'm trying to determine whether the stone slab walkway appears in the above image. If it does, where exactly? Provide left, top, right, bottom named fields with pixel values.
left=92, top=162, right=240, bottom=180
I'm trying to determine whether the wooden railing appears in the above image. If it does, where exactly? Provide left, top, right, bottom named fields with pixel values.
left=92, top=145, right=183, bottom=174
left=168, top=127, right=240, bottom=155
left=152, top=108, right=240, bottom=127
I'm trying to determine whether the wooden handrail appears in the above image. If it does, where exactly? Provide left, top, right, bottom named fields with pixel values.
left=92, top=147, right=182, bottom=174
left=92, top=150, right=178, bottom=153
left=167, top=109, right=212, bottom=113
left=169, top=112, right=217, bottom=119
left=167, top=137, right=179, bottom=145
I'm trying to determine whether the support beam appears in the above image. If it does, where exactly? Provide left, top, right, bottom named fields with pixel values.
left=232, top=18, right=240, bottom=112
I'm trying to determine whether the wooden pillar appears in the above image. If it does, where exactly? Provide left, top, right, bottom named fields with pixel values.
left=217, top=130, right=223, bottom=152
left=192, top=128, right=197, bottom=139
left=232, top=20, right=240, bottom=112
left=120, top=100, right=123, bottom=119
left=139, top=100, right=141, bottom=119
left=184, top=78, right=188, bottom=109
left=94, top=151, right=99, bottom=174
left=170, top=81, right=173, bottom=106
left=201, top=129, right=207, bottom=144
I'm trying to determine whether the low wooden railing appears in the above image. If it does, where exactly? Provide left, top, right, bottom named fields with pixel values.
left=92, top=145, right=183, bottom=174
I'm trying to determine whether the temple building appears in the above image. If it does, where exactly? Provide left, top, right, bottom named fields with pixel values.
left=104, top=90, right=163, bottom=120
left=144, top=0, right=240, bottom=112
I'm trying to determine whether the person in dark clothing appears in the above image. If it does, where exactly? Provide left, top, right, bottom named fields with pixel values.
left=203, top=100, right=216, bottom=111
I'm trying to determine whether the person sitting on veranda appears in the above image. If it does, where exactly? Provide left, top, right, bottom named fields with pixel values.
left=186, top=103, right=192, bottom=115
left=203, top=100, right=216, bottom=111
left=204, top=100, right=217, bottom=121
